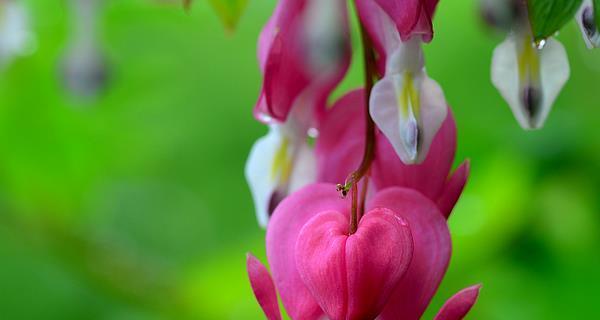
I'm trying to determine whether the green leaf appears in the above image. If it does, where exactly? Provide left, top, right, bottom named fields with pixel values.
left=527, top=0, right=584, bottom=41
left=207, top=0, right=249, bottom=31
left=595, top=0, right=600, bottom=27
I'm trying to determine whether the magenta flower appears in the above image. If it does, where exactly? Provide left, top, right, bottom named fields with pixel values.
left=316, top=89, right=468, bottom=218
left=357, top=0, right=439, bottom=43
left=247, top=184, right=480, bottom=320
left=245, top=2, right=482, bottom=319
left=254, top=0, right=351, bottom=124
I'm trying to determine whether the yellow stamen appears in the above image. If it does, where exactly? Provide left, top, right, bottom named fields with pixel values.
left=398, top=72, right=421, bottom=118
left=517, top=37, right=540, bottom=84
left=270, top=137, right=293, bottom=184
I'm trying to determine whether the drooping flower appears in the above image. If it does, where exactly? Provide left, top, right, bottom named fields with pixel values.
left=247, top=0, right=352, bottom=227
left=363, top=0, right=440, bottom=43
left=245, top=113, right=316, bottom=228
left=356, top=0, right=447, bottom=164
left=491, top=31, right=570, bottom=130
left=0, top=0, right=33, bottom=69
left=247, top=184, right=480, bottom=320
left=576, top=0, right=600, bottom=49
left=316, top=89, right=468, bottom=217
left=254, top=0, right=351, bottom=125
left=488, top=1, right=570, bottom=130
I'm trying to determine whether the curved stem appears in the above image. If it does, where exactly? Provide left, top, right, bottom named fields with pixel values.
left=338, top=20, right=377, bottom=235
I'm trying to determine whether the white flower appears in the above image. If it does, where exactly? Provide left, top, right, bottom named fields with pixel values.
left=245, top=121, right=316, bottom=228
left=370, top=37, right=447, bottom=164
left=491, top=32, right=570, bottom=130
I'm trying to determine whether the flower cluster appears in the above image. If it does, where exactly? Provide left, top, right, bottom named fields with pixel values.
left=244, top=0, right=480, bottom=319
left=482, top=0, right=598, bottom=130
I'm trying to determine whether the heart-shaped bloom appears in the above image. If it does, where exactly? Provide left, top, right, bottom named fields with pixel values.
left=0, top=1, right=33, bottom=69
left=576, top=0, right=600, bottom=49
left=295, top=208, right=413, bottom=320
left=254, top=0, right=351, bottom=125
left=355, top=1, right=447, bottom=164
left=316, top=89, right=468, bottom=218
left=491, top=31, right=570, bottom=130
left=247, top=184, right=480, bottom=319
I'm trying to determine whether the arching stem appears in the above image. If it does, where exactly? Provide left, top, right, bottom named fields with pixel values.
left=337, top=20, right=377, bottom=235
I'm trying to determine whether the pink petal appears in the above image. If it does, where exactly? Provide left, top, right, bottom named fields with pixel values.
left=295, top=208, right=413, bottom=320
left=411, top=0, right=440, bottom=42
left=411, top=4, right=434, bottom=42
left=263, top=29, right=311, bottom=122
left=246, top=254, right=282, bottom=320
left=373, top=0, right=421, bottom=41
left=257, top=5, right=280, bottom=72
left=423, top=0, right=440, bottom=16
left=368, top=187, right=451, bottom=320
left=372, top=109, right=457, bottom=203
left=434, top=285, right=482, bottom=320
left=256, top=0, right=351, bottom=124
left=354, top=0, right=401, bottom=70
left=266, top=183, right=349, bottom=320
left=315, top=89, right=365, bottom=184
left=436, top=160, right=470, bottom=219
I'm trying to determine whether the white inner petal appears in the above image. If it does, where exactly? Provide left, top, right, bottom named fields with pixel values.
left=576, top=0, right=600, bottom=48
left=245, top=123, right=315, bottom=228
left=492, top=33, right=570, bottom=130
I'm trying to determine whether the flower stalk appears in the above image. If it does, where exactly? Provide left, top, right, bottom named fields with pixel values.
left=337, top=20, right=377, bottom=235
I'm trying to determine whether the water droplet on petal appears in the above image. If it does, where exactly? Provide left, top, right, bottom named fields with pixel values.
left=535, top=39, right=546, bottom=50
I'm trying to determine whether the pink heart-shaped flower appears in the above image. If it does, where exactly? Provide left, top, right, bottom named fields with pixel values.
left=295, top=208, right=414, bottom=320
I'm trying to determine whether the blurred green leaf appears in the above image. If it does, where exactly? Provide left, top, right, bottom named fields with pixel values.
left=595, top=0, right=600, bottom=26
left=208, top=0, right=249, bottom=31
left=527, top=0, right=583, bottom=41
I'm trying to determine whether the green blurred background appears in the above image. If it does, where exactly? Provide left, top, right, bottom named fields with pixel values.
left=0, top=0, right=599, bottom=319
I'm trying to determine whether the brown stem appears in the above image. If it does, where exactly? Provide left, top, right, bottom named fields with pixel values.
left=339, top=20, right=377, bottom=235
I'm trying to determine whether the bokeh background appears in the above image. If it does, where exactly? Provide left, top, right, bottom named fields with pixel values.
left=1, top=0, right=599, bottom=319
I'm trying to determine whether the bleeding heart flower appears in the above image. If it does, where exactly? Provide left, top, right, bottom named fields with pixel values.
left=316, top=89, right=468, bottom=217
left=484, top=1, right=570, bottom=130
left=491, top=32, right=570, bottom=130
left=254, top=0, right=351, bottom=125
left=247, top=184, right=480, bottom=320
left=576, top=0, right=600, bottom=49
left=245, top=117, right=316, bottom=228
left=354, top=1, right=447, bottom=164
left=357, top=0, right=439, bottom=43
left=295, top=208, right=413, bottom=320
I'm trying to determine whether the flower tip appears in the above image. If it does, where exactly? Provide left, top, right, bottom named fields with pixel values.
left=246, top=252, right=260, bottom=265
